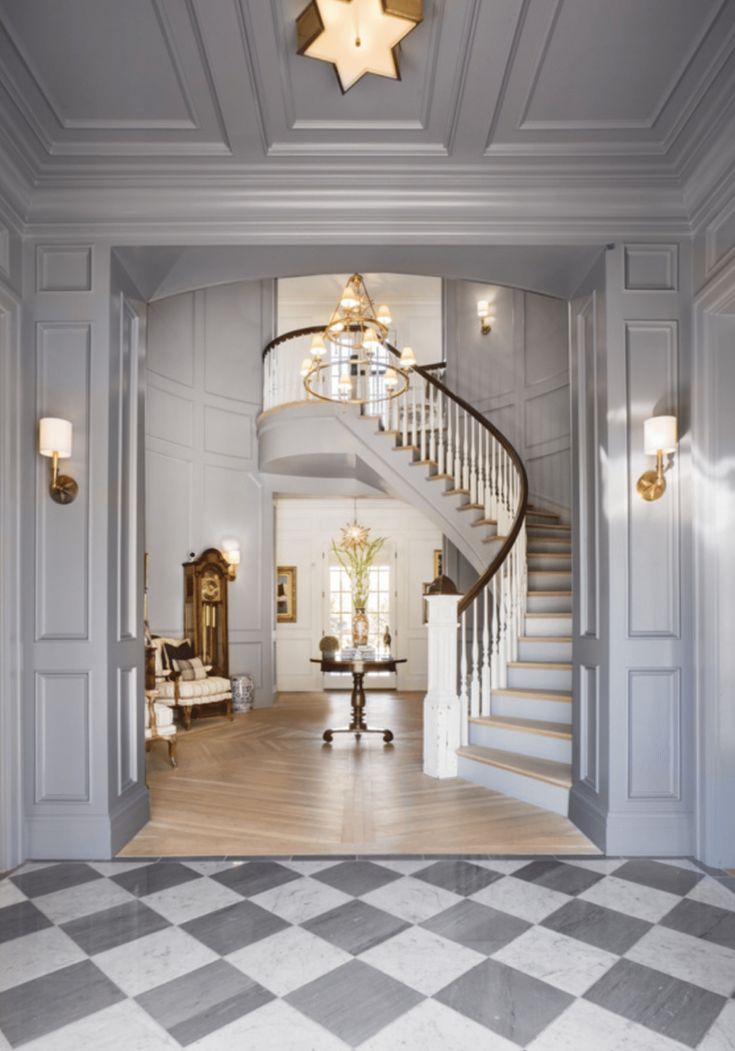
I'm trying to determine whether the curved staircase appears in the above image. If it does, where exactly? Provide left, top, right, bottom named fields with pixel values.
left=260, top=333, right=573, bottom=819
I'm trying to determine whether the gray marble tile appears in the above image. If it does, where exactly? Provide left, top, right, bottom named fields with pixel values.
left=584, top=957, right=726, bottom=1047
left=614, top=859, right=703, bottom=897
left=413, top=860, right=502, bottom=897
left=182, top=899, right=289, bottom=954
left=136, top=958, right=273, bottom=1046
left=542, top=897, right=651, bottom=954
left=188, top=999, right=349, bottom=1051
left=0, top=900, right=52, bottom=945
left=661, top=897, right=735, bottom=950
left=0, top=960, right=124, bottom=1047
left=9, top=863, right=101, bottom=900
left=421, top=898, right=530, bottom=955
left=212, top=861, right=300, bottom=898
left=313, top=861, right=400, bottom=897
left=514, top=860, right=604, bottom=897
left=435, top=957, right=573, bottom=1046
left=285, top=959, right=422, bottom=1046
left=61, top=899, right=170, bottom=955
left=0, top=925, right=86, bottom=993
left=624, top=924, right=735, bottom=997
left=302, top=899, right=409, bottom=956
left=111, top=861, right=200, bottom=898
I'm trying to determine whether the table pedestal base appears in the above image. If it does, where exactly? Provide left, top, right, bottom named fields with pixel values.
left=322, top=671, right=394, bottom=744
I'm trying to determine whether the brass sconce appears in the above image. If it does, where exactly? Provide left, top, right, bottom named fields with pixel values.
left=39, top=417, right=78, bottom=505
left=477, top=299, right=494, bottom=335
left=637, top=415, right=677, bottom=502
left=221, top=539, right=240, bottom=580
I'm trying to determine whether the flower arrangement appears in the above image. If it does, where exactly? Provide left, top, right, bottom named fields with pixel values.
left=332, top=522, right=386, bottom=609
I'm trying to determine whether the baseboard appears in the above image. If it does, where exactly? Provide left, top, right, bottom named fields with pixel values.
left=110, top=785, right=150, bottom=856
left=26, top=786, right=150, bottom=861
left=606, top=810, right=695, bottom=857
left=568, top=783, right=607, bottom=852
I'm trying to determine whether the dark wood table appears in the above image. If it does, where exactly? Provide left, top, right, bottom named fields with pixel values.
left=311, top=654, right=406, bottom=743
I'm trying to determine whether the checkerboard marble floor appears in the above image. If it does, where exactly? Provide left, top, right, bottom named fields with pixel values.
left=1, top=856, right=734, bottom=1049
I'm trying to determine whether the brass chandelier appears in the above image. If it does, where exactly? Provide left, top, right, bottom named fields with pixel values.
left=300, top=273, right=416, bottom=406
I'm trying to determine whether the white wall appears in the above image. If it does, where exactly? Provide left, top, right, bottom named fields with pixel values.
left=145, top=280, right=276, bottom=704
left=275, top=497, right=441, bottom=692
left=446, top=281, right=571, bottom=516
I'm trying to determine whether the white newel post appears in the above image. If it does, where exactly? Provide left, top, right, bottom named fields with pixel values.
left=423, top=594, right=462, bottom=778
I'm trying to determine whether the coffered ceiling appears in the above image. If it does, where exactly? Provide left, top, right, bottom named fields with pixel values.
left=0, top=0, right=734, bottom=228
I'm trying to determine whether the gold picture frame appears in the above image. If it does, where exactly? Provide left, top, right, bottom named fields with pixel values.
left=433, top=549, right=443, bottom=579
left=276, top=566, right=297, bottom=623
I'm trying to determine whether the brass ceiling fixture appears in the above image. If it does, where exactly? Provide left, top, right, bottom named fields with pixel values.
left=296, top=0, right=423, bottom=93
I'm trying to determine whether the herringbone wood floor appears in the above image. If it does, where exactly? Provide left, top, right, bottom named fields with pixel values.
left=121, top=692, right=597, bottom=856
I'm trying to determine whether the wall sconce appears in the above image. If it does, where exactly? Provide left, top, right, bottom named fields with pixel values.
left=477, top=300, right=494, bottom=335
left=637, top=415, right=677, bottom=502
left=39, top=417, right=78, bottom=505
left=221, top=539, right=240, bottom=580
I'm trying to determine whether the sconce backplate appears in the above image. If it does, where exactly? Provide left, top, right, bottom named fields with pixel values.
left=636, top=469, right=666, bottom=502
left=50, top=474, right=79, bottom=505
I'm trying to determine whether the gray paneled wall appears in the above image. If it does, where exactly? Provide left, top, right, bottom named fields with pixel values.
left=445, top=280, right=571, bottom=517
left=569, top=242, right=694, bottom=856
left=145, top=281, right=275, bottom=705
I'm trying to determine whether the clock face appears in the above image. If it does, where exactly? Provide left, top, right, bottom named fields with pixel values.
left=201, top=573, right=221, bottom=602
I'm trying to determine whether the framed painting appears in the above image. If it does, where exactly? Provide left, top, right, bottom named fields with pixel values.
left=433, top=548, right=443, bottom=579
left=276, top=566, right=297, bottom=623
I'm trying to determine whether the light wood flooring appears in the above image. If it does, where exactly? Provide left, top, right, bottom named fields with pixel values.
left=121, top=691, right=598, bottom=857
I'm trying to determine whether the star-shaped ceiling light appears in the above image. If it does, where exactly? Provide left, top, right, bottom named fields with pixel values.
left=296, top=0, right=423, bottom=93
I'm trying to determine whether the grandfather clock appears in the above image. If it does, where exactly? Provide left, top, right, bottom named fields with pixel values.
left=183, top=548, right=230, bottom=678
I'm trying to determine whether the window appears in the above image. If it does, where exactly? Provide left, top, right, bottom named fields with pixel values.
left=329, top=563, right=391, bottom=650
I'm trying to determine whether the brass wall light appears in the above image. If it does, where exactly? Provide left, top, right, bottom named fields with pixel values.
left=637, top=415, right=677, bottom=502
left=477, top=299, right=494, bottom=335
left=221, top=539, right=240, bottom=580
left=39, top=417, right=78, bottom=504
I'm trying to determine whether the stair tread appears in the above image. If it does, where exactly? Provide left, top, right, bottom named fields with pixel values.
left=471, top=518, right=497, bottom=526
left=519, top=636, right=573, bottom=643
left=528, top=590, right=572, bottom=597
left=427, top=473, right=453, bottom=481
left=442, top=488, right=470, bottom=496
left=527, top=509, right=562, bottom=521
left=458, top=503, right=484, bottom=511
left=528, top=524, right=571, bottom=532
left=458, top=745, right=572, bottom=788
left=508, top=661, right=572, bottom=670
left=393, top=445, right=419, bottom=452
left=528, top=553, right=571, bottom=560
left=482, top=534, right=508, bottom=543
left=494, top=687, right=572, bottom=702
left=527, top=541, right=572, bottom=548
left=470, top=715, right=572, bottom=740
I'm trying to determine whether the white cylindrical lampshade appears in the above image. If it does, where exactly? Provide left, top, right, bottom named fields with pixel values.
left=39, top=417, right=72, bottom=458
left=477, top=299, right=490, bottom=318
left=400, top=346, right=416, bottom=369
left=310, top=333, right=325, bottom=358
left=377, top=304, right=392, bottom=326
left=644, top=415, right=677, bottom=455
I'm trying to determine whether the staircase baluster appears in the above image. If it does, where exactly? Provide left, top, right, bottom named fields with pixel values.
left=490, top=575, right=499, bottom=691
left=435, top=388, right=443, bottom=473
left=419, top=378, right=427, bottom=462
left=481, top=585, right=491, bottom=715
left=454, top=404, right=462, bottom=490
left=402, top=380, right=409, bottom=447
left=469, top=418, right=477, bottom=504
left=470, top=599, right=480, bottom=719
left=444, top=394, right=452, bottom=482
left=459, top=610, right=469, bottom=746
left=462, top=411, right=469, bottom=492
left=428, top=383, right=436, bottom=464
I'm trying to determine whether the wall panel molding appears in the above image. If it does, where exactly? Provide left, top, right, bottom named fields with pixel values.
left=116, top=667, right=138, bottom=796
left=575, top=294, right=599, bottom=638
left=34, top=671, right=90, bottom=803
left=625, top=320, right=680, bottom=638
left=624, top=244, right=678, bottom=291
left=579, top=664, right=599, bottom=792
left=117, top=295, right=139, bottom=641
left=627, top=668, right=681, bottom=800
left=36, top=245, right=92, bottom=292
left=35, top=321, right=91, bottom=640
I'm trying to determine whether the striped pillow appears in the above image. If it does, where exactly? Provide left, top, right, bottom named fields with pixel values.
left=173, top=656, right=206, bottom=681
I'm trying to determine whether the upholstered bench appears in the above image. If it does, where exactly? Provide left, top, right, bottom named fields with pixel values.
left=151, top=636, right=233, bottom=730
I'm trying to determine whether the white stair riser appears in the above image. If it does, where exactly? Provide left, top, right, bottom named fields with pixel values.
left=528, top=571, right=572, bottom=591
left=524, top=615, right=572, bottom=637
left=518, top=639, right=572, bottom=661
left=527, top=555, right=572, bottom=571
left=527, top=540, right=572, bottom=554
left=527, top=515, right=562, bottom=527
left=528, top=527, right=572, bottom=539
left=527, top=592, right=572, bottom=613
left=492, top=693, right=571, bottom=724
left=508, top=664, right=572, bottom=691
left=469, top=722, right=572, bottom=763
left=457, top=755, right=569, bottom=815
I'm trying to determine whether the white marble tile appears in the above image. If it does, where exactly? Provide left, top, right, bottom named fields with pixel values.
left=469, top=874, right=572, bottom=924
left=527, top=997, right=689, bottom=1051
left=20, top=1000, right=180, bottom=1051
left=360, top=998, right=519, bottom=1051
left=93, top=926, right=217, bottom=997
left=0, top=881, right=26, bottom=908
left=578, top=874, right=680, bottom=923
left=493, top=925, right=618, bottom=996
left=34, top=877, right=135, bottom=925
left=251, top=876, right=351, bottom=924
left=0, top=926, right=86, bottom=993
left=226, top=925, right=351, bottom=997
left=698, top=1001, right=735, bottom=1051
left=374, top=859, right=433, bottom=876
left=89, top=861, right=152, bottom=877
left=189, top=997, right=348, bottom=1050
left=561, top=858, right=626, bottom=875
left=282, top=860, right=346, bottom=876
left=11, top=862, right=56, bottom=875
left=361, top=875, right=462, bottom=924
left=625, top=924, right=735, bottom=997
left=0, top=1028, right=10, bottom=1050
left=653, top=858, right=703, bottom=873
left=687, top=878, right=735, bottom=913
left=178, top=860, right=240, bottom=877
left=142, top=876, right=242, bottom=924
left=360, top=925, right=484, bottom=996
left=474, top=859, right=530, bottom=874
